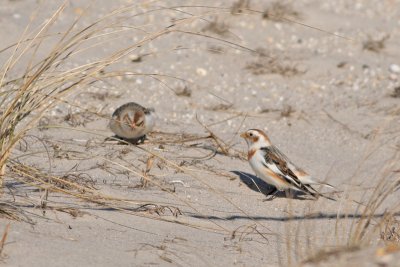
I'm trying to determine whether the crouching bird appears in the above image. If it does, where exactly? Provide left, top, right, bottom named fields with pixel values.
left=109, top=102, right=155, bottom=144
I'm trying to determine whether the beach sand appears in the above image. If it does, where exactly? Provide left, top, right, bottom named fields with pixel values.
left=0, top=1, right=399, bottom=266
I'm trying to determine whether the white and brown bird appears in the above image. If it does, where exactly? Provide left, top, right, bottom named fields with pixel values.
left=240, top=129, right=334, bottom=199
left=109, top=102, right=155, bottom=143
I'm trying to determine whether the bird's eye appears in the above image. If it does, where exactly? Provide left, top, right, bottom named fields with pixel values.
left=249, top=133, right=253, bottom=137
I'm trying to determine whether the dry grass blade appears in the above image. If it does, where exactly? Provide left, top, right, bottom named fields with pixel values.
left=195, top=115, right=231, bottom=155
left=9, top=160, right=158, bottom=207
left=168, top=4, right=353, bottom=41
left=303, top=153, right=400, bottom=265
left=0, top=3, right=261, bottom=189
left=8, top=160, right=222, bottom=232
left=0, top=3, right=374, bottom=266
left=7, top=145, right=236, bottom=235
left=0, top=223, right=10, bottom=258
left=302, top=245, right=360, bottom=264
left=134, top=204, right=182, bottom=218
left=350, top=154, right=400, bottom=245
left=0, top=202, right=34, bottom=224
left=134, top=145, right=282, bottom=240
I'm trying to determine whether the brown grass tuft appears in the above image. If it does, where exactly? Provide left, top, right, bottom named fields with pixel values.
left=262, top=2, right=301, bottom=22
left=363, top=35, right=389, bottom=53
left=230, top=0, right=251, bottom=15
left=202, top=18, right=231, bottom=36
left=390, top=86, right=400, bottom=98
left=380, top=215, right=400, bottom=243
left=246, top=57, right=304, bottom=76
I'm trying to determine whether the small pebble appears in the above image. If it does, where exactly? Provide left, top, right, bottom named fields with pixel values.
left=389, top=74, right=398, bottom=81
left=129, top=54, right=141, bottom=62
left=196, top=68, right=207, bottom=76
left=389, top=64, right=400, bottom=73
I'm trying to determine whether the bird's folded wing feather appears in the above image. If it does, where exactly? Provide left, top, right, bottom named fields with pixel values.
left=260, top=146, right=315, bottom=194
left=265, top=146, right=335, bottom=189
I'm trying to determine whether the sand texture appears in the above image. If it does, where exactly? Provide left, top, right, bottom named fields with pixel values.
left=0, top=0, right=399, bottom=266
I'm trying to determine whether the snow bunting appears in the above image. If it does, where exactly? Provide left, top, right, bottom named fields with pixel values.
left=240, top=129, right=334, bottom=199
left=109, top=102, right=155, bottom=143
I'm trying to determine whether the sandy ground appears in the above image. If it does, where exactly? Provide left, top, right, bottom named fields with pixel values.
left=1, top=0, right=400, bottom=266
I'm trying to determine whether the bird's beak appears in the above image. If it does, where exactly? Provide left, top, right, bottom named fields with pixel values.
left=240, top=132, right=246, bottom=138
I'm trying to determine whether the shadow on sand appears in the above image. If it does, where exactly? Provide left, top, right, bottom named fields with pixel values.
left=231, top=170, right=312, bottom=201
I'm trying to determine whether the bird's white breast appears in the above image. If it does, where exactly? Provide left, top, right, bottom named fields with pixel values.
left=109, top=112, right=155, bottom=139
left=248, top=149, right=289, bottom=190
left=144, top=113, right=155, bottom=133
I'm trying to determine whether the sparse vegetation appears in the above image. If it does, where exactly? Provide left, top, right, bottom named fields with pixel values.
left=380, top=215, right=400, bottom=243
left=202, top=17, right=231, bottom=36
left=298, top=152, right=400, bottom=265
left=0, top=2, right=253, bottom=234
left=363, top=34, right=389, bottom=52
left=230, top=0, right=251, bottom=15
left=246, top=57, right=304, bottom=76
left=0, top=1, right=399, bottom=266
left=262, top=2, right=301, bottom=21
left=391, top=86, right=400, bottom=98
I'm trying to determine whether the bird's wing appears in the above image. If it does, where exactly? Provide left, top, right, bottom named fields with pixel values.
left=267, top=146, right=309, bottom=175
left=267, top=146, right=336, bottom=189
left=260, top=146, right=318, bottom=196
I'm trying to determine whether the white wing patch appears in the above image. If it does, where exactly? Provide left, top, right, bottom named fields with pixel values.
left=259, top=148, right=304, bottom=190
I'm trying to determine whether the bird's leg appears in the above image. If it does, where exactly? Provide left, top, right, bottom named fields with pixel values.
left=267, top=187, right=278, bottom=196
left=125, top=135, right=146, bottom=145
left=284, top=189, right=295, bottom=199
left=137, top=135, right=146, bottom=144
left=263, top=187, right=279, bottom=201
left=309, top=191, right=320, bottom=200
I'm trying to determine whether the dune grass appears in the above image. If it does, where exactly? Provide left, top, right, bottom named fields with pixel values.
left=0, top=1, right=265, bottom=236
left=0, top=1, right=398, bottom=266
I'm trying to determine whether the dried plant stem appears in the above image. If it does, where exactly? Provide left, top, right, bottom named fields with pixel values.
left=0, top=223, right=10, bottom=257
left=0, top=164, right=4, bottom=187
left=195, top=115, right=230, bottom=155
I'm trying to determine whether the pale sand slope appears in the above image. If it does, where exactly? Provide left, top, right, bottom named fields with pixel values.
left=0, top=0, right=399, bottom=266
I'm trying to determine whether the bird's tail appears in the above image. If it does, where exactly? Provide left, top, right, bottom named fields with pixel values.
left=310, top=181, right=336, bottom=189
left=305, top=184, right=337, bottom=201
left=301, top=176, right=336, bottom=189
